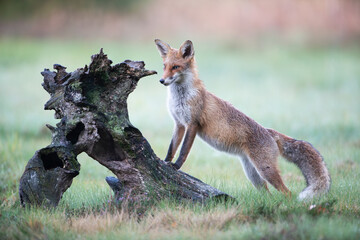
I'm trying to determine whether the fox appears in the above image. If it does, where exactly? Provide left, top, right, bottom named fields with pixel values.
left=154, top=39, right=330, bottom=200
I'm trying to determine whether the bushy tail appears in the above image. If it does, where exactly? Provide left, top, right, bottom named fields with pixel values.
left=267, top=129, right=330, bottom=200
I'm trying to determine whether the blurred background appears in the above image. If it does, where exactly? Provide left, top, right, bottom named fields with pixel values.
left=0, top=0, right=359, bottom=204
left=1, top=0, right=360, bottom=43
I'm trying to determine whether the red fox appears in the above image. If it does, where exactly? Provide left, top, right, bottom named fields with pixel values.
left=154, top=39, right=330, bottom=200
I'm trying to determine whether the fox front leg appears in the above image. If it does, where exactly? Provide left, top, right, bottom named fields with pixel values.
left=164, top=124, right=185, bottom=163
left=172, top=123, right=198, bottom=170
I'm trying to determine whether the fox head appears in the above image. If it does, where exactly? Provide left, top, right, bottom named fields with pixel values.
left=155, top=39, right=195, bottom=86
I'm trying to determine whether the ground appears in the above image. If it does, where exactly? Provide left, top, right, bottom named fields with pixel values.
left=0, top=38, right=359, bottom=239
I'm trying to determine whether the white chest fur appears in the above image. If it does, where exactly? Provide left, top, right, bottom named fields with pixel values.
left=167, top=81, right=198, bottom=126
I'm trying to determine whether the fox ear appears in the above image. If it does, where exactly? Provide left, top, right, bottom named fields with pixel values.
left=155, top=39, right=170, bottom=58
left=179, top=40, right=194, bottom=59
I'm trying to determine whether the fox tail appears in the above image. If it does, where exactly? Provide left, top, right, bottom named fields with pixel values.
left=267, top=129, right=331, bottom=200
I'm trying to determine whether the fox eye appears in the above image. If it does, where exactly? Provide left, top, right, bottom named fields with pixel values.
left=172, top=65, right=180, bottom=70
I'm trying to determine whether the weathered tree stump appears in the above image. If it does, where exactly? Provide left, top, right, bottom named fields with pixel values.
left=19, top=49, right=233, bottom=207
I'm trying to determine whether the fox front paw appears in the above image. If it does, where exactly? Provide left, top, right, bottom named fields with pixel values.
left=166, top=162, right=180, bottom=170
left=164, top=155, right=174, bottom=163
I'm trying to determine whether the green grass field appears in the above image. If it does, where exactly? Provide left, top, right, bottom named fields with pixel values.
left=0, top=38, right=359, bottom=239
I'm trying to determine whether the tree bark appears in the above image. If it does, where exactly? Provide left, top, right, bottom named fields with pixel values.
left=19, top=49, right=233, bottom=207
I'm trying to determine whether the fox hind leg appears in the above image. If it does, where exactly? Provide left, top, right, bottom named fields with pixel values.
left=249, top=153, right=291, bottom=196
left=239, top=155, right=269, bottom=191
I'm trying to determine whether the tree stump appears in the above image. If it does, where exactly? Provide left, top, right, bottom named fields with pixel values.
left=19, top=49, right=233, bottom=207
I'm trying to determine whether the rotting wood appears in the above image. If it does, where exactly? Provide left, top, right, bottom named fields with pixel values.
left=19, top=49, right=233, bottom=207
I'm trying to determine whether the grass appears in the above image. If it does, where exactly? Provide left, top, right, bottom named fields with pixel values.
left=0, top=37, right=359, bottom=239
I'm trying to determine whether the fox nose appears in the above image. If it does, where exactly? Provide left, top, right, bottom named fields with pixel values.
left=159, top=79, right=165, bottom=84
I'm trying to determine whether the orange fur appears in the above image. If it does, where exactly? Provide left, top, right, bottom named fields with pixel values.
left=155, top=39, right=330, bottom=200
